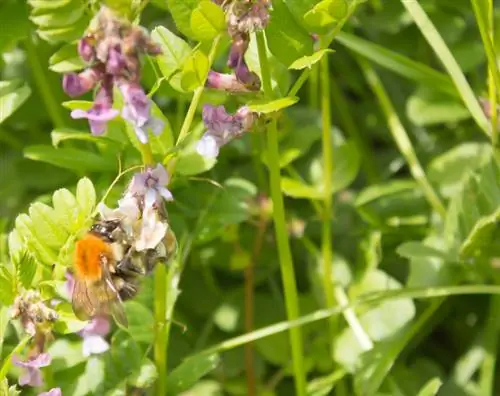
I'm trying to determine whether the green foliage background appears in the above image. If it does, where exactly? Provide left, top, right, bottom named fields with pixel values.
left=1, top=0, right=500, bottom=395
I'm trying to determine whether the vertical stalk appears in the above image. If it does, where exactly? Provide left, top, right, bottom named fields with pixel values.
left=155, top=37, right=221, bottom=394
left=358, top=58, right=446, bottom=218
left=309, top=64, right=319, bottom=109
left=24, top=36, right=65, bottom=128
left=256, top=31, right=307, bottom=396
left=319, top=52, right=336, bottom=327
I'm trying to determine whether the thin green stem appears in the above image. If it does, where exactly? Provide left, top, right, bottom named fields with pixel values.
left=138, top=142, right=154, bottom=165
left=470, top=0, right=500, bottom=145
left=24, top=36, right=65, bottom=128
left=401, top=0, right=490, bottom=137
left=330, top=76, right=379, bottom=183
left=308, top=64, right=319, bottom=109
left=358, top=58, right=447, bottom=218
left=487, top=0, right=498, bottom=144
left=256, top=31, right=307, bottom=396
left=154, top=262, right=168, bottom=395
left=319, top=52, right=336, bottom=330
left=176, top=36, right=221, bottom=145
left=479, top=295, right=500, bottom=395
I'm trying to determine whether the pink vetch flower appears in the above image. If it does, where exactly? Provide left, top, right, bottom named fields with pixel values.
left=118, top=81, right=164, bottom=144
left=196, top=104, right=256, bottom=159
left=126, top=164, right=173, bottom=210
left=12, top=353, right=51, bottom=387
left=78, top=316, right=111, bottom=357
left=71, top=75, right=119, bottom=135
left=63, top=65, right=104, bottom=97
left=206, top=71, right=252, bottom=93
left=106, top=45, right=128, bottom=75
left=39, top=388, right=62, bottom=396
left=78, top=36, right=96, bottom=62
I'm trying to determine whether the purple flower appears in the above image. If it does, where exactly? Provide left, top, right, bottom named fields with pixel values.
left=78, top=36, right=95, bottom=62
left=62, top=66, right=104, bottom=97
left=71, top=76, right=119, bottom=135
left=39, top=388, right=62, bottom=396
left=78, top=316, right=110, bottom=357
left=196, top=105, right=256, bottom=159
left=126, top=164, right=173, bottom=210
left=12, top=353, right=51, bottom=387
left=118, top=81, right=164, bottom=143
left=206, top=71, right=252, bottom=93
left=106, top=45, right=127, bottom=75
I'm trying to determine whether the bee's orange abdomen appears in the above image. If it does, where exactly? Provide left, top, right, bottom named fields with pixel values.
left=74, top=234, right=111, bottom=281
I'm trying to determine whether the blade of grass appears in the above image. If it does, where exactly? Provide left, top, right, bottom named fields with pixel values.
left=401, top=0, right=490, bottom=137
left=358, top=58, right=446, bottom=218
left=335, top=32, right=457, bottom=97
left=478, top=295, right=500, bottom=396
left=319, top=47, right=336, bottom=336
left=256, top=31, right=307, bottom=396
left=194, top=285, right=500, bottom=357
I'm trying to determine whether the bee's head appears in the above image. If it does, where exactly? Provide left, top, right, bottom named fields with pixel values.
left=89, top=219, right=122, bottom=242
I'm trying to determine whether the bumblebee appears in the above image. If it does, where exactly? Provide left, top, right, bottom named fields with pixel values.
left=72, top=219, right=176, bottom=327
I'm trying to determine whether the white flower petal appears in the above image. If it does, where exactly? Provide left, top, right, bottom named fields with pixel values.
left=196, top=135, right=219, bottom=159
left=82, top=335, right=109, bottom=357
left=158, top=186, right=173, bottom=201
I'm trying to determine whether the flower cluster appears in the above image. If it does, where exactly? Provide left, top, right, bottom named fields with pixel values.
left=99, top=163, right=174, bottom=254
left=207, top=0, right=270, bottom=92
left=62, top=6, right=164, bottom=143
left=12, top=290, right=58, bottom=336
left=196, top=104, right=257, bottom=159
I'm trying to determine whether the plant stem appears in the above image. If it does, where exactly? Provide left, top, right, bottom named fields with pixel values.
left=154, top=262, right=168, bottom=395
left=138, top=142, right=154, bottom=165
left=176, top=36, right=221, bottom=145
left=358, top=58, right=447, bottom=218
left=470, top=0, right=500, bottom=145
left=309, top=64, right=319, bottom=109
left=330, top=76, right=379, bottom=183
left=319, top=51, right=336, bottom=331
left=24, top=36, right=65, bottom=128
left=256, top=31, right=307, bottom=396
left=244, top=217, right=267, bottom=396
left=479, top=295, right=500, bottom=395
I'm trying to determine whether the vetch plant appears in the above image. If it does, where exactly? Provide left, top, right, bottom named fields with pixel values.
left=2, top=0, right=500, bottom=395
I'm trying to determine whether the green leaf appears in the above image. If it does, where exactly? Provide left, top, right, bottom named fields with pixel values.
left=167, top=352, right=220, bottom=394
left=304, top=0, right=348, bottom=32
left=427, top=142, right=492, bottom=198
left=396, top=241, right=448, bottom=260
left=76, top=177, right=96, bottom=220
left=265, top=0, right=314, bottom=67
left=123, top=301, right=155, bottom=344
left=335, top=32, right=457, bottom=97
left=28, top=202, right=69, bottom=248
left=417, top=378, right=442, bottom=396
left=0, top=1, right=30, bottom=52
left=0, top=306, right=11, bottom=362
left=52, top=187, right=80, bottom=234
left=175, top=143, right=217, bottom=176
left=281, top=178, right=322, bottom=199
left=406, top=88, right=470, bottom=126
left=15, top=214, right=58, bottom=266
left=460, top=207, right=500, bottom=259
left=30, top=2, right=85, bottom=28
left=128, top=358, right=158, bottom=388
left=62, top=100, right=93, bottom=110
left=15, top=253, right=38, bottom=289
left=190, top=1, right=226, bottom=41
left=180, top=50, right=209, bottom=91
left=167, top=0, right=201, bottom=40
left=36, top=16, right=89, bottom=44
left=289, top=49, right=334, bottom=70
left=247, top=96, right=299, bottom=113
left=49, top=43, right=86, bottom=73
left=8, top=229, right=24, bottom=264
left=151, top=26, right=193, bottom=93
left=0, top=82, right=31, bottom=124
left=24, top=145, right=117, bottom=173
left=51, top=129, right=119, bottom=147
left=0, top=270, right=15, bottom=306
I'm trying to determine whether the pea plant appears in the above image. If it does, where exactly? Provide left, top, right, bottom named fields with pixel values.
left=1, top=0, right=500, bottom=395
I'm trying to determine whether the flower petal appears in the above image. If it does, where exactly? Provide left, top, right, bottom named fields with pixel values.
left=39, top=387, right=62, bottom=396
left=82, top=335, right=110, bottom=357
left=158, top=186, right=173, bottom=202
left=196, top=135, right=219, bottom=159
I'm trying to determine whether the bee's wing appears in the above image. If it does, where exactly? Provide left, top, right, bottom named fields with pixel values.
left=104, top=276, right=128, bottom=328
left=72, top=278, right=98, bottom=321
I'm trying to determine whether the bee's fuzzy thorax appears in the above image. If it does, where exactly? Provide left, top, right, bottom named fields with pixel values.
left=74, top=234, right=112, bottom=282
